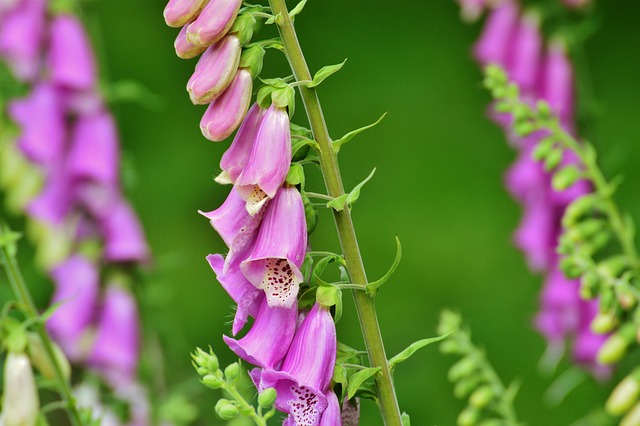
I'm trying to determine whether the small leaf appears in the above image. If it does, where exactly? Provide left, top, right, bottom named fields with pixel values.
left=346, top=168, right=376, bottom=208
left=389, top=333, right=452, bottom=372
left=366, top=235, right=402, bottom=296
left=337, top=342, right=364, bottom=364
left=326, top=194, right=348, bottom=211
left=285, top=163, right=305, bottom=187
left=265, top=12, right=282, bottom=25
left=316, top=284, right=340, bottom=308
left=271, top=85, right=295, bottom=116
left=289, top=0, right=307, bottom=20
left=333, top=113, right=387, bottom=153
left=346, top=367, right=380, bottom=400
left=332, top=364, right=347, bottom=389
left=401, top=412, right=411, bottom=426
left=307, top=59, right=347, bottom=88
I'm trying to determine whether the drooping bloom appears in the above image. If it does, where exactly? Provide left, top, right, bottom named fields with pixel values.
left=509, top=12, right=542, bottom=95
left=241, top=185, right=307, bottom=308
left=200, top=67, right=253, bottom=141
left=541, top=40, right=574, bottom=126
left=534, top=266, right=581, bottom=343
left=163, top=0, right=209, bottom=28
left=223, top=296, right=297, bottom=368
left=47, top=255, right=100, bottom=361
left=186, top=0, right=242, bottom=47
left=473, top=0, right=519, bottom=66
left=100, top=198, right=150, bottom=263
left=0, top=0, right=45, bottom=81
left=260, top=304, right=337, bottom=425
left=187, top=34, right=241, bottom=104
left=573, top=300, right=611, bottom=379
left=89, top=285, right=141, bottom=387
left=2, top=352, right=39, bottom=426
left=235, top=105, right=292, bottom=214
left=48, top=14, right=96, bottom=90
left=174, top=25, right=207, bottom=59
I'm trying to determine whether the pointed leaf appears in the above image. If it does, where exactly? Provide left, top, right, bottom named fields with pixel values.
left=265, top=12, right=282, bottom=25
left=346, top=367, right=381, bottom=400
left=366, top=235, right=401, bottom=296
left=336, top=342, right=363, bottom=364
left=333, top=113, right=387, bottom=153
left=389, top=333, right=452, bottom=372
left=307, top=59, right=347, bottom=88
left=346, top=168, right=376, bottom=208
left=327, top=194, right=348, bottom=212
left=289, top=0, right=308, bottom=20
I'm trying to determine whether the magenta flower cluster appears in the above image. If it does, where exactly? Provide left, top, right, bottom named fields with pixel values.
left=456, top=0, right=590, bottom=22
left=1, top=1, right=150, bottom=422
left=472, top=0, right=608, bottom=376
left=164, top=1, right=348, bottom=424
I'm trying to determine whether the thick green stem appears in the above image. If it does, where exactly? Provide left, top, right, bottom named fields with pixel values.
left=266, top=2, right=403, bottom=425
left=0, top=245, right=83, bottom=426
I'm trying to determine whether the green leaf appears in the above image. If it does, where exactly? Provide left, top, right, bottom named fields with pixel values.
left=307, top=59, right=347, bottom=88
left=332, top=363, right=347, bottom=387
left=366, top=235, right=402, bottom=296
left=316, top=284, right=343, bottom=322
left=271, top=85, right=295, bottom=116
left=289, top=0, right=307, bottom=20
left=336, top=342, right=363, bottom=364
left=401, top=412, right=411, bottom=426
left=326, top=194, right=348, bottom=211
left=552, top=165, right=581, bottom=191
left=0, top=230, right=21, bottom=249
left=285, top=163, right=305, bottom=187
left=332, top=113, right=387, bottom=153
left=389, top=332, right=452, bottom=372
left=346, top=367, right=380, bottom=399
left=345, top=168, right=376, bottom=208
left=265, top=12, right=281, bottom=25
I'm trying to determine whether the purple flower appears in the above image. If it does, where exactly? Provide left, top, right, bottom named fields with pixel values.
left=174, top=25, right=206, bottom=59
left=163, top=0, right=208, bottom=28
left=241, top=185, right=307, bottom=308
left=541, top=40, right=574, bottom=126
left=185, top=0, right=242, bottom=47
left=89, top=285, right=140, bottom=387
left=260, top=304, right=337, bottom=425
left=505, top=144, right=548, bottom=204
left=0, top=0, right=45, bottom=81
left=27, top=168, right=75, bottom=226
left=572, top=300, right=610, bottom=378
left=219, top=103, right=267, bottom=183
left=200, top=67, right=253, bottom=141
left=235, top=105, right=292, bottom=215
left=534, top=267, right=581, bottom=343
left=514, top=199, right=557, bottom=272
left=283, top=389, right=341, bottom=426
left=47, top=255, right=100, bottom=361
left=473, top=0, right=519, bottom=66
left=223, top=296, right=297, bottom=368
left=48, top=14, right=97, bottom=91
left=187, top=34, right=241, bottom=105
left=509, top=12, right=542, bottom=95
left=100, top=197, right=150, bottom=264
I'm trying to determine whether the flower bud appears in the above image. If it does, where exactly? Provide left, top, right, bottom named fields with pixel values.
left=27, top=333, right=71, bottom=381
left=2, top=352, right=39, bottom=426
left=215, top=399, right=239, bottom=420
left=622, top=402, right=640, bottom=426
left=469, top=385, right=494, bottom=409
left=598, top=325, right=635, bottom=365
left=448, top=356, right=477, bottom=382
left=607, top=373, right=640, bottom=416
left=207, top=354, right=219, bottom=372
left=202, top=373, right=225, bottom=389
left=186, top=0, right=242, bottom=47
left=174, top=25, right=206, bottom=59
left=591, top=311, right=618, bottom=334
left=224, top=362, right=240, bottom=381
left=454, top=375, right=483, bottom=399
left=457, top=406, right=480, bottom=426
left=163, top=0, right=208, bottom=28
left=258, top=387, right=277, bottom=407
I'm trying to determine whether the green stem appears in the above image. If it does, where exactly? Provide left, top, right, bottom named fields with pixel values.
left=266, top=1, right=403, bottom=425
left=0, top=244, right=83, bottom=426
left=225, top=383, right=266, bottom=426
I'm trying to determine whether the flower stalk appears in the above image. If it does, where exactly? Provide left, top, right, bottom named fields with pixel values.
left=266, top=1, right=403, bottom=424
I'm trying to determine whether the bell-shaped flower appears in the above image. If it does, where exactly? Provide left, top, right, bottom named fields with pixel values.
left=571, top=299, right=610, bottom=378
left=2, top=352, right=39, bottom=426
left=186, top=0, right=242, bottom=47
left=235, top=105, right=292, bottom=215
left=504, top=144, right=548, bottom=204
left=200, top=68, right=252, bottom=141
left=207, top=242, right=263, bottom=335
left=174, top=25, right=206, bottom=59
left=260, top=304, right=337, bottom=425
left=219, top=103, right=267, bottom=183
left=88, top=285, right=141, bottom=387
left=223, top=296, right=297, bottom=368
left=9, top=83, right=66, bottom=168
left=187, top=34, right=241, bottom=104
left=48, top=14, right=96, bottom=90
left=241, top=185, right=306, bottom=308
left=541, top=40, right=574, bottom=126
left=27, top=169, right=75, bottom=226
left=100, top=197, right=150, bottom=264
left=534, top=266, right=581, bottom=343
left=282, top=389, right=341, bottom=426
left=0, top=0, right=45, bottom=81
left=473, top=0, right=519, bottom=66
left=509, top=12, right=542, bottom=95
left=164, top=0, right=208, bottom=28
left=514, top=199, right=557, bottom=272
left=46, top=255, right=99, bottom=361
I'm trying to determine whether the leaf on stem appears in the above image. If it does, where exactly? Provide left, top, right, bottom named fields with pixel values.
left=307, top=59, right=347, bottom=88
left=389, top=333, right=452, bottom=373
left=289, top=0, right=308, bottom=20
left=332, top=112, right=387, bottom=153
left=346, top=367, right=381, bottom=399
left=327, top=168, right=377, bottom=211
left=366, top=235, right=402, bottom=296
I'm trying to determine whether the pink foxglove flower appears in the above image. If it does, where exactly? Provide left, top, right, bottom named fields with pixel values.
left=219, top=103, right=267, bottom=183
left=260, top=304, right=337, bottom=425
left=174, top=25, right=207, bottom=59
left=0, top=0, right=45, bottom=81
left=89, top=285, right=141, bottom=387
left=473, top=0, right=519, bottom=66
left=2, top=352, right=39, bottom=426
left=235, top=105, right=292, bottom=215
left=200, top=67, right=252, bottom=141
left=319, top=390, right=342, bottom=426
left=513, top=199, right=556, bottom=272
left=49, top=14, right=96, bottom=90
left=223, top=297, right=297, bottom=368
left=241, top=185, right=306, bottom=308
left=509, top=12, right=542, bottom=95
left=534, top=267, right=581, bottom=343
left=27, top=169, right=75, bottom=226
left=163, top=0, right=208, bottom=28
left=100, top=198, right=150, bottom=263
left=541, top=40, right=574, bottom=126
left=185, top=0, right=242, bottom=47
left=187, top=34, right=241, bottom=104
left=47, top=255, right=100, bottom=361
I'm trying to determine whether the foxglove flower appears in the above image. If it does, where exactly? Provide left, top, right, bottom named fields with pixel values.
left=49, top=14, right=96, bottom=90
left=283, top=389, right=341, bottom=426
left=186, top=0, right=242, bottom=47
left=100, top=198, right=150, bottom=263
left=200, top=67, right=252, bottom=141
left=27, top=169, right=75, bottom=225
left=187, top=34, right=241, bottom=104
left=241, top=185, right=306, bottom=308
left=260, top=304, right=337, bottom=425
left=47, top=255, right=100, bottom=360
left=89, top=285, right=141, bottom=387
left=223, top=296, right=297, bottom=368
left=535, top=267, right=580, bottom=343
left=2, top=352, right=39, bottom=426
left=163, top=0, right=209, bottom=28
left=505, top=145, right=548, bottom=203
left=235, top=105, right=292, bottom=214
left=572, top=300, right=610, bottom=378
left=541, top=40, right=574, bottom=126
left=219, top=103, right=267, bottom=183
left=0, top=0, right=45, bottom=81
left=514, top=199, right=557, bottom=272
left=174, top=25, right=207, bottom=59
left=473, top=0, right=519, bottom=66
left=509, top=12, right=541, bottom=95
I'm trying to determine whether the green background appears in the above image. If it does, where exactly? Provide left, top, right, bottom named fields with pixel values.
left=5, top=0, right=640, bottom=424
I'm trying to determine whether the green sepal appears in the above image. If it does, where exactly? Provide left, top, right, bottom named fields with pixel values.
left=285, top=163, right=305, bottom=187
left=239, top=45, right=265, bottom=78
left=332, top=113, right=387, bottom=153
left=346, top=367, right=380, bottom=400
left=0, top=226, right=21, bottom=258
left=401, top=412, right=411, bottom=426
left=289, top=0, right=308, bottom=20
left=389, top=332, right=452, bottom=374
left=366, top=236, right=402, bottom=296
left=326, top=194, right=349, bottom=212
left=231, top=13, right=258, bottom=45
left=307, top=59, right=347, bottom=88
left=301, top=192, right=319, bottom=234
left=271, top=85, right=296, bottom=117
left=316, top=284, right=343, bottom=322
left=265, top=12, right=282, bottom=25
left=544, top=148, right=563, bottom=171
left=290, top=123, right=313, bottom=139
left=336, top=342, right=364, bottom=364
left=291, top=138, right=318, bottom=161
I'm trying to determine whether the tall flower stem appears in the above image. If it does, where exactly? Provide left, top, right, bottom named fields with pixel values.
left=0, top=239, right=83, bottom=426
left=267, top=1, right=403, bottom=424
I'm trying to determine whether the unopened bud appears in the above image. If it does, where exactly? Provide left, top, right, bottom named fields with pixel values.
left=457, top=406, right=480, bottom=426
left=258, top=387, right=277, bottom=407
left=454, top=375, right=483, bottom=399
left=622, top=402, right=640, bottom=426
left=224, top=362, right=240, bottom=381
left=27, top=333, right=71, bottom=381
left=598, top=325, right=635, bottom=365
left=591, top=311, right=619, bottom=334
left=202, top=373, right=224, bottom=390
left=207, top=354, right=219, bottom=372
left=215, top=399, right=239, bottom=420
left=607, top=373, right=640, bottom=416
left=469, top=385, right=494, bottom=409
left=2, top=352, right=40, bottom=426
left=448, top=356, right=477, bottom=382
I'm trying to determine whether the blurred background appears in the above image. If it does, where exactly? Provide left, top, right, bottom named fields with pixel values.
left=4, top=0, right=640, bottom=424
